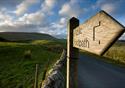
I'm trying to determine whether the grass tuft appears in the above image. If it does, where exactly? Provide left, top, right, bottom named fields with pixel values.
left=104, top=42, right=125, bottom=64
left=0, top=40, right=65, bottom=88
left=24, top=50, right=32, bottom=59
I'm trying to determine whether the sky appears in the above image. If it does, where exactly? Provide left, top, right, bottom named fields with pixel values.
left=0, top=0, right=125, bottom=39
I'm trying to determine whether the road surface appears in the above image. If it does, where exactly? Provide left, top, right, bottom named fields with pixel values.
left=78, top=54, right=125, bottom=88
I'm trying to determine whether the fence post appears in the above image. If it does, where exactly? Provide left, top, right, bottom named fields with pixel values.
left=67, top=17, right=79, bottom=88
left=34, top=64, right=39, bottom=88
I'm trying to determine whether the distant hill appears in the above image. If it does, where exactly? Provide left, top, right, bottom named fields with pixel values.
left=118, top=40, right=125, bottom=43
left=118, top=40, right=125, bottom=42
left=0, top=32, right=56, bottom=41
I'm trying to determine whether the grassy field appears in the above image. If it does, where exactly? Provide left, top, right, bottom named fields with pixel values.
left=80, top=41, right=125, bottom=66
left=104, top=41, right=125, bottom=65
left=0, top=40, right=65, bottom=88
left=1, top=38, right=124, bottom=88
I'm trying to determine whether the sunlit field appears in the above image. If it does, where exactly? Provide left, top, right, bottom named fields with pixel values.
left=0, top=40, right=65, bottom=88
left=104, top=41, right=125, bottom=65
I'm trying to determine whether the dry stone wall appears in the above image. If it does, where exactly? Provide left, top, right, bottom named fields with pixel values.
left=42, top=49, right=66, bottom=88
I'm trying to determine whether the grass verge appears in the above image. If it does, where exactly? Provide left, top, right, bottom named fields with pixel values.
left=0, top=40, right=65, bottom=88
left=80, top=41, right=125, bottom=67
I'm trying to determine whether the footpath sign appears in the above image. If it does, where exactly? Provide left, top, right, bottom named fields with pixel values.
left=67, top=10, right=125, bottom=88
left=73, top=11, right=125, bottom=55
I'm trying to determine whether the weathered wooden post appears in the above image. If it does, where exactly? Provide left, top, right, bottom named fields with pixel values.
left=34, top=64, right=39, bottom=88
left=67, top=10, right=125, bottom=88
left=67, top=17, right=79, bottom=88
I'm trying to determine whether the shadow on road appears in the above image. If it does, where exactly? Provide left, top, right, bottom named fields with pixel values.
left=78, top=53, right=125, bottom=88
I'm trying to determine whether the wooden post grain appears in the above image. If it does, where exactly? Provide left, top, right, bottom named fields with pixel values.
left=67, top=17, right=79, bottom=88
left=34, top=64, right=39, bottom=88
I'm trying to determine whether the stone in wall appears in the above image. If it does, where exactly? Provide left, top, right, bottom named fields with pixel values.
left=41, top=49, right=66, bottom=88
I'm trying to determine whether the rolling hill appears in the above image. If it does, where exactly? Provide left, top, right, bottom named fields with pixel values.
left=118, top=40, right=125, bottom=43
left=0, top=32, right=56, bottom=41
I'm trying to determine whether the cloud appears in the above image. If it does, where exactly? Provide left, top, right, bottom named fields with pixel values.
left=59, top=1, right=84, bottom=17
left=51, top=17, right=67, bottom=29
left=0, top=0, right=125, bottom=39
left=96, top=0, right=116, bottom=13
left=41, top=0, right=56, bottom=11
left=59, top=3, right=75, bottom=17
left=60, top=18, right=67, bottom=25
left=15, top=0, right=38, bottom=16
left=41, top=0, right=57, bottom=15
left=0, top=0, right=60, bottom=37
left=18, top=11, right=45, bottom=25
left=0, top=9, right=40, bottom=32
left=96, top=0, right=125, bottom=15
left=16, top=0, right=57, bottom=25
left=0, top=0, right=68, bottom=38
left=38, top=17, right=67, bottom=38
left=101, top=3, right=115, bottom=13
left=0, top=8, right=13, bottom=26
left=119, top=33, right=125, bottom=40
left=0, top=24, right=39, bottom=32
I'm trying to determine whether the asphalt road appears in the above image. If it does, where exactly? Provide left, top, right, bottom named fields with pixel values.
left=78, top=54, right=125, bottom=88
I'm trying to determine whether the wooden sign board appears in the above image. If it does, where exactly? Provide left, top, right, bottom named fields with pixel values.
left=73, top=10, right=125, bottom=55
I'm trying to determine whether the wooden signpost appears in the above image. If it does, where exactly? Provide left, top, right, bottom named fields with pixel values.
left=67, top=17, right=79, bottom=88
left=67, top=10, right=125, bottom=88
left=73, top=11, right=125, bottom=55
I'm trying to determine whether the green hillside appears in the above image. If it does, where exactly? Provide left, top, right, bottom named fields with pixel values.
left=0, top=32, right=56, bottom=41
left=0, top=40, right=65, bottom=88
left=104, top=41, right=125, bottom=65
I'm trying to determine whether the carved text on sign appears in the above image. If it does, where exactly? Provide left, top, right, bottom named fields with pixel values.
left=73, top=11, right=125, bottom=55
left=74, top=38, right=89, bottom=48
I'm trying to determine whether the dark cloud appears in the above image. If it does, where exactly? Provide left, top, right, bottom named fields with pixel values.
left=97, top=0, right=125, bottom=16
left=0, top=0, right=23, bottom=9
